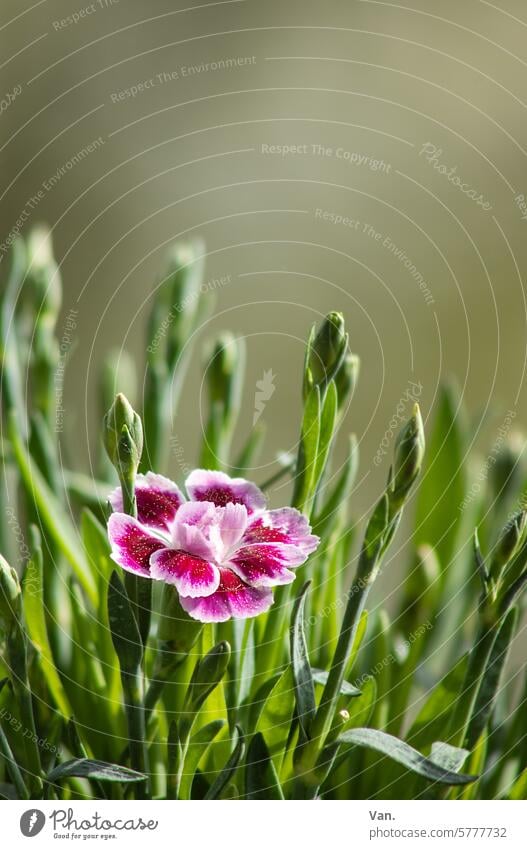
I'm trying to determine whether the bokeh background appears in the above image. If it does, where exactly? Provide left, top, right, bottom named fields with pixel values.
left=2, top=1, right=527, bottom=635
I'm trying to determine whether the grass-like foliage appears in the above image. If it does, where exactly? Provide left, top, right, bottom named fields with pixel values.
left=1, top=227, right=526, bottom=800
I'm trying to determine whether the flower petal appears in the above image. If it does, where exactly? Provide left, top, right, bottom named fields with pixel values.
left=242, top=508, right=319, bottom=556
left=215, top=502, right=248, bottom=551
left=108, top=472, right=184, bottom=533
left=229, top=542, right=302, bottom=587
left=185, top=469, right=266, bottom=515
left=150, top=548, right=219, bottom=598
left=171, top=501, right=219, bottom=560
left=108, top=513, right=166, bottom=576
left=180, top=567, right=273, bottom=622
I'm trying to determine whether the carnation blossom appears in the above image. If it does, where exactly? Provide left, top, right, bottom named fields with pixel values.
left=107, top=469, right=320, bottom=623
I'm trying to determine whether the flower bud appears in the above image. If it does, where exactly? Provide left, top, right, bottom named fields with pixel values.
left=391, top=404, right=425, bottom=507
left=0, top=554, right=21, bottom=632
left=493, top=510, right=527, bottom=574
left=489, top=429, right=526, bottom=502
left=185, top=640, right=231, bottom=713
left=165, top=238, right=206, bottom=367
left=103, top=393, right=143, bottom=478
left=305, top=312, right=348, bottom=395
left=205, top=333, right=243, bottom=409
left=334, top=352, right=360, bottom=410
left=26, top=226, right=62, bottom=327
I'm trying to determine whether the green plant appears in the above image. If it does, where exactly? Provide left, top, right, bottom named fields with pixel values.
left=0, top=227, right=526, bottom=801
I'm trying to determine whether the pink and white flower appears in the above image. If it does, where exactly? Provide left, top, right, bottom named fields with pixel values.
left=107, top=469, right=319, bottom=623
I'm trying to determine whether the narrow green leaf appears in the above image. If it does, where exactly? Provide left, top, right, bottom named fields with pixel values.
left=0, top=680, right=28, bottom=800
left=347, top=610, right=369, bottom=676
left=47, top=758, right=145, bottom=783
left=204, top=727, right=244, bottom=799
left=312, top=668, right=361, bottom=697
left=362, top=494, right=389, bottom=565
left=414, top=381, right=466, bottom=577
left=290, top=582, right=316, bottom=737
left=313, top=380, right=338, bottom=488
left=508, top=767, right=527, bottom=800
left=0, top=237, right=27, bottom=432
left=338, top=728, right=476, bottom=785
left=107, top=571, right=143, bottom=674
left=232, top=424, right=265, bottom=473
left=8, top=413, right=96, bottom=604
left=429, top=742, right=469, bottom=774
left=344, top=675, right=377, bottom=729
left=179, top=720, right=226, bottom=800
left=466, top=608, right=518, bottom=749
left=473, top=528, right=489, bottom=594
left=459, top=731, right=487, bottom=800
left=313, top=434, right=359, bottom=535
left=22, top=544, right=72, bottom=717
left=0, top=783, right=17, bottom=800
left=291, top=386, right=320, bottom=512
left=81, top=508, right=113, bottom=588
left=254, top=666, right=295, bottom=762
left=246, top=732, right=284, bottom=800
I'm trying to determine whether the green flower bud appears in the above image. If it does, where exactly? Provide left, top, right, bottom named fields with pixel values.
left=391, top=403, right=425, bottom=507
left=26, top=226, right=62, bottom=327
left=306, top=312, right=348, bottom=394
left=493, top=510, right=527, bottom=575
left=185, top=640, right=231, bottom=713
left=489, top=429, right=526, bottom=502
left=205, top=333, right=242, bottom=408
left=334, top=352, right=360, bottom=410
left=0, top=554, right=21, bottom=632
left=165, top=238, right=206, bottom=367
left=103, top=393, right=143, bottom=478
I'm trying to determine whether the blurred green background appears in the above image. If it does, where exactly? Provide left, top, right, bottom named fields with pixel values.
left=1, top=0, right=526, bottom=535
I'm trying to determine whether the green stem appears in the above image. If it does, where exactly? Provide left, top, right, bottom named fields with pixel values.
left=0, top=721, right=29, bottom=800
left=122, top=672, right=150, bottom=799
left=119, top=472, right=151, bottom=798
left=304, top=566, right=372, bottom=763
left=448, top=621, right=498, bottom=748
left=7, top=627, right=43, bottom=796
left=259, top=462, right=294, bottom=492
